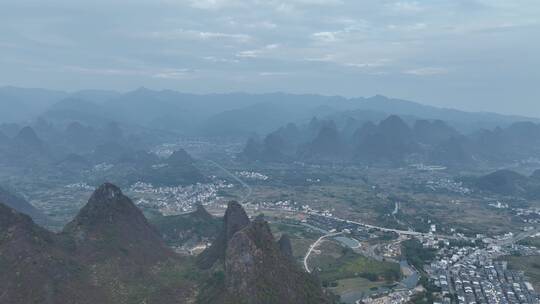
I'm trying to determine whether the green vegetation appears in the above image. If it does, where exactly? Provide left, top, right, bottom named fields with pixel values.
left=196, top=269, right=227, bottom=304
left=331, top=277, right=391, bottom=295
left=270, top=221, right=323, bottom=259
left=149, top=209, right=222, bottom=246
left=402, top=239, right=436, bottom=271
left=312, top=242, right=401, bottom=285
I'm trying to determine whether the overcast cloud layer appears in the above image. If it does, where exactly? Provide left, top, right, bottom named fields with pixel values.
left=0, top=0, right=539, bottom=116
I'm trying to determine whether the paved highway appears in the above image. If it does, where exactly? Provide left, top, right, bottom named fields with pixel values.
left=205, top=159, right=252, bottom=203
left=310, top=212, right=465, bottom=240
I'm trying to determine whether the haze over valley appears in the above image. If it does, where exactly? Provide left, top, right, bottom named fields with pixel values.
left=1, top=1, right=540, bottom=303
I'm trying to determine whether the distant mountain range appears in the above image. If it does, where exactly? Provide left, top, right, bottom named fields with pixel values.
left=0, top=183, right=330, bottom=304
left=0, top=120, right=206, bottom=186
left=241, top=115, right=540, bottom=167
left=1, top=86, right=537, bottom=138
left=2, top=86, right=540, bottom=170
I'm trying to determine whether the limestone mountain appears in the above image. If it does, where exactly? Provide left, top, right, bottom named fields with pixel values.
left=224, top=218, right=330, bottom=304
left=355, top=115, right=420, bottom=163
left=463, top=169, right=540, bottom=199
left=1, top=184, right=198, bottom=303
left=1, top=183, right=332, bottom=303
left=197, top=201, right=250, bottom=269
left=63, top=183, right=173, bottom=262
left=413, top=119, right=460, bottom=145
left=0, top=202, right=108, bottom=304
left=13, top=126, right=46, bottom=151
left=299, top=122, right=344, bottom=161
left=140, top=149, right=207, bottom=186
left=198, top=202, right=331, bottom=304
left=278, top=233, right=294, bottom=260
left=0, top=185, right=49, bottom=226
left=469, top=170, right=528, bottom=196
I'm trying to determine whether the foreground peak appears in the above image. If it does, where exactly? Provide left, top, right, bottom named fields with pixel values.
left=224, top=201, right=250, bottom=239
left=197, top=200, right=250, bottom=269
left=90, top=182, right=123, bottom=201
left=65, top=183, right=142, bottom=231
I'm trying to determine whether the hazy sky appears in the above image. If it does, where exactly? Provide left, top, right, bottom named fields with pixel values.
left=1, top=0, right=539, bottom=116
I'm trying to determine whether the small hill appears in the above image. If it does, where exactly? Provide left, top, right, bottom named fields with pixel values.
left=467, top=170, right=529, bottom=196
left=151, top=204, right=222, bottom=247
left=0, top=126, right=52, bottom=166
left=140, top=149, right=207, bottom=186
left=13, top=126, right=45, bottom=150
left=0, top=185, right=49, bottom=226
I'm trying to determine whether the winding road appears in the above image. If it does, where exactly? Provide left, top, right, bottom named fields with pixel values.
left=304, top=231, right=344, bottom=273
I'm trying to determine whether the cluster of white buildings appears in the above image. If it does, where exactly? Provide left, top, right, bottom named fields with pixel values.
left=65, top=182, right=94, bottom=191
left=425, top=179, right=472, bottom=195
left=90, top=163, right=114, bottom=172
left=235, top=171, right=269, bottom=181
left=361, top=289, right=416, bottom=304
left=129, top=181, right=234, bottom=215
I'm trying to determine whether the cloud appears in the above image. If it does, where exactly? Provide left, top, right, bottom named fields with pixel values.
left=311, top=31, right=340, bottom=42
left=236, top=50, right=260, bottom=58
left=187, top=0, right=240, bottom=10
left=1, top=0, right=539, bottom=115
left=63, top=66, right=145, bottom=76
left=236, top=44, right=280, bottom=58
left=203, top=56, right=240, bottom=63
left=246, top=21, right=278, bottom=29
left=138, top=29, right=251, bottom=43
left=63, top=65, right=196, bottom=79
left=387, top=1, right=425, bottom=14
left=152, top=68, right=197, bottom=79
left=404, top=67, right=450, bottom=76
left=258, top=71, right=290, bottom=76
left=345, top=59, right=391, bottom=69
left=387, top=23, right=427, bottom=32
left=304, top=54, right=336, bottom=62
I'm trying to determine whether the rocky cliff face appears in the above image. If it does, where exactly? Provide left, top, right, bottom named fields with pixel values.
left=0, top=202, right=108, bottom=304
left=278, top=233, right=294, bottom=259
left=224, top=218, right=330, bottom=304
left=198, top=202, right=330, bottom=304
left=197, top=201, right=250, bottom=269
